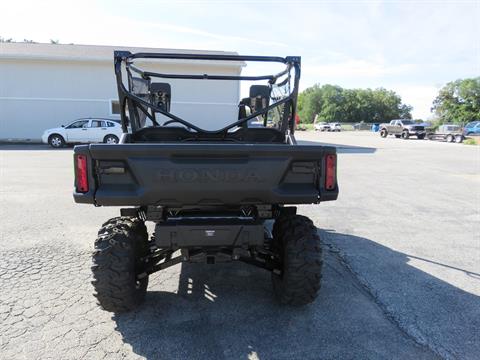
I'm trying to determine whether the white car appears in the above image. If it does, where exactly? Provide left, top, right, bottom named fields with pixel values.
left=329, top=123, right=342, bottom=132
left=42, top=118, right=123, bottom=148
left=314, top=122, right=331, bottom=131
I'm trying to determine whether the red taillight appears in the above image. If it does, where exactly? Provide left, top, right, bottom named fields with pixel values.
left=325, top=154, right=336, bottom=190
left=75, top=155, right=89, bottom=193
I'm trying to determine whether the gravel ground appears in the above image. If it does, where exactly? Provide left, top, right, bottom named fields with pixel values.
left=0, top=132, right=478, bottom=359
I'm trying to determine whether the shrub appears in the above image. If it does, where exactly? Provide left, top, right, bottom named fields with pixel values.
left=463, top=138, right=479, bottom=145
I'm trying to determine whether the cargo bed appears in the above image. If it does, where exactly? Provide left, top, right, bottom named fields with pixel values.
left=73, top=143, right=338, bottom=207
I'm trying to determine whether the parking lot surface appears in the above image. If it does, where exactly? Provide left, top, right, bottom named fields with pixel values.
left=1, top=132, right=478, bottom=359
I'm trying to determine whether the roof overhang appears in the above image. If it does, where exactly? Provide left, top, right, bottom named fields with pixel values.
left=0, top=43, right=245, bottom=68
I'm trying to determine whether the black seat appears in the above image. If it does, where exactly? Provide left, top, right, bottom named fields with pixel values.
left=230, top=127, right=285, bottom=143
left=131, top=126, right=285, bottom=144
left=131, top=126, right=193, bottom=142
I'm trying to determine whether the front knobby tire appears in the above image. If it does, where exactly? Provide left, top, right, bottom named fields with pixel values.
left=272, top=215, right=323, bottom=306
left=91, top=216, right=149, bottom=313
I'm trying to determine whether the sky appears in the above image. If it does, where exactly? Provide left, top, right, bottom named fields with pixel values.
left=1, top=0, right=478, bottom=119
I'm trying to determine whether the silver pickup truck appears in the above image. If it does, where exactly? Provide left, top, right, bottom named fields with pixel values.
left=379, top=119, right=426, bottom=139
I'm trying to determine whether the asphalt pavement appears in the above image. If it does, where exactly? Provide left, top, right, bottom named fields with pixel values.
left=0, top=132, right=478, bottom=359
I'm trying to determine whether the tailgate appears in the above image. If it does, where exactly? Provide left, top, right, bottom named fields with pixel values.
left=73, top=143, right=338, bottom=206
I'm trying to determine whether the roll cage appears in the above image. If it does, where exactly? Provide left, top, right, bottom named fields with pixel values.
left=113, top=51, right=301, bottom=138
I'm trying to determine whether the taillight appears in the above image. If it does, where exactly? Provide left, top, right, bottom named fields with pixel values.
left=325, top=154, right=336, bottom=190
left=75, top=155, right=89, bottom=193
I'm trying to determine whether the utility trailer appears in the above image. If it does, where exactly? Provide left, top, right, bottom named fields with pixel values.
left=73, top=51, right=339, bottom=312
left=427, top=124, right=464, bottom=143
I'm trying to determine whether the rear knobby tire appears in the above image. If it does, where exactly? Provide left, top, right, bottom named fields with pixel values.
left=380, top=129, right=388, bottom=138
left=272, top=215, right=323, bottom=306
left=91, top=216, right=149, bottom=312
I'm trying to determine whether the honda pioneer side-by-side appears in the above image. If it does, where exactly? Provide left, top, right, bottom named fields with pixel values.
left=73, top=51, right=339, bottom=312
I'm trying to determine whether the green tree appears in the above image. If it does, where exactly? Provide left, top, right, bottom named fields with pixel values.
left=297, top=84, right=412, bottom=123
left=316, top=85, right=345, bottom=122
left=297, top=84, right=324, bottom=123
left=432, top=78, right=480, bottom=124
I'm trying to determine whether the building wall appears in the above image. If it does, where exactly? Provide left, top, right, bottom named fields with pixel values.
left=0, top=59, right=240, bottom=140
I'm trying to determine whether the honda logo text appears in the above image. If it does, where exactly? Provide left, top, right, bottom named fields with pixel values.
left=156, top=168, right=263, bottom=183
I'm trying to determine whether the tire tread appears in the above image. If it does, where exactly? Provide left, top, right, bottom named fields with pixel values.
left=272, top=215, right=323, bottom=306
left=91, top=216, right=148, bottom=312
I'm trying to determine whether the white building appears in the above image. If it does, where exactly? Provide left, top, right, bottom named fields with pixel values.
left=0, top=43, right=243, bottom=141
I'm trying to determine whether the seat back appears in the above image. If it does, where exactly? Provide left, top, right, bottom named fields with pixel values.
left=130, top=126, right=285, bottom=144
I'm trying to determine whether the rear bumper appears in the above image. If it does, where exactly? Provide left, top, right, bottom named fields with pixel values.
left=73, top=143, right=339, bottom=207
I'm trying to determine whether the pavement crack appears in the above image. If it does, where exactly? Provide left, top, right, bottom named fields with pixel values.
left=322, top=240, right=449, bottom=359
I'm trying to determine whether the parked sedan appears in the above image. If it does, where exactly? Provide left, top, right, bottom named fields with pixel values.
left=463, top=121, right=480, bottom=136
left=42, top=118, right=123, bottom=148
left=329, top=123, right=342, bottom=132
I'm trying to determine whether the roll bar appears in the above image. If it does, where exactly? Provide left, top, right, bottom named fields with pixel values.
left=113, top=51, right=301, bottom=135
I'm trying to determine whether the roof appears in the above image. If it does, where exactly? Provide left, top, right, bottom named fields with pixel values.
left=0, top=42, right=244, bottom=67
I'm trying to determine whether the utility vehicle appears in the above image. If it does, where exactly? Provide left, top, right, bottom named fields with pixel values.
left=73, top=51, right=339, bottom=312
